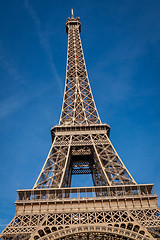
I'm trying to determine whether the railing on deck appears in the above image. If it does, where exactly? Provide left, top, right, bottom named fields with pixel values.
left=16, top=184, right=156, bottom=202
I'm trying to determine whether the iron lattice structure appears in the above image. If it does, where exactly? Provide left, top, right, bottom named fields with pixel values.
left=1, top=10, right=160, bottom=240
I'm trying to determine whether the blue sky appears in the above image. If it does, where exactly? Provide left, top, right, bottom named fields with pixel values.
left=0, top=0, right=160, bottom=232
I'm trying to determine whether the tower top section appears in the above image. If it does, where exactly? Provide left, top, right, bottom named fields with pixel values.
left=60, top=10, right=101, bottom=126
left=66, top=9, right=81, bottom=34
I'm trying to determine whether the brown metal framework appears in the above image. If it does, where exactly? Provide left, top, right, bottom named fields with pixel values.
left=1, top=9, right=160, bottom=240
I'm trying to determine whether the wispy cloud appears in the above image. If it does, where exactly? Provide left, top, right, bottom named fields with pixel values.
left=0, top=80, right=52, bottom=120
left=24, top=0, right=63, bottom=95
left=0, top=42, right=30, bottom=119
left=92, top=55, right=134, bottom=104
left=90, top=1, right=160, bottom=105
left=0, top=42, right=23, bottom=84
left=0, top=223, right=8, bottom=227
left=0, top=94, right=27, bottom=120
left=0, top=40, right=53, bottom=120
left=92, top=26, right=160, bottom=104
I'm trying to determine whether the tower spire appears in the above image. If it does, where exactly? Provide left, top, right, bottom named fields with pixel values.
left=71, top=8, right=74, bottom=18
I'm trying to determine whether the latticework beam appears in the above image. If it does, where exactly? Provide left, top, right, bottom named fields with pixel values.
left=59, top=16, right=101, bottom=126
left=33, top=129, right=136, bottom=189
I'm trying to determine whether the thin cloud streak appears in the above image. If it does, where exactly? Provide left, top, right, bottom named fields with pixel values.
left=0, top=94, right=28, bottom=120
left=92, top=32, right=159, bottom=104
left=0, top=82, right=53, bottom=120
left=0, top=41, right=56, bottom=120
left=0, top=42, right=22, bottom=84
left=0, top=223, right=8, bottom=227
left=91, top=3, right=160, bottom=105
left=24, top=0, right=63, bottom=96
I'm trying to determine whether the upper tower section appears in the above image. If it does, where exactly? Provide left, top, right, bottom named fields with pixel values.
left=66, top=9, right=81, bottom=34
left=59, top=10, right=101, bottom=126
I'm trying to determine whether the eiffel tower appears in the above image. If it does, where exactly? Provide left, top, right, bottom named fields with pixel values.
left=1, top=9, right=160, bottom=240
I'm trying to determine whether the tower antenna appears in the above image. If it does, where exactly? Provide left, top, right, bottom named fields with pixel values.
left=71, top=8, right=74, bottom=18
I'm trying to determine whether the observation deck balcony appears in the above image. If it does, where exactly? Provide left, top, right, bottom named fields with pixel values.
left=51, top=123, right=111, bottom=142
left=15, top=184, right=158, bottom=216
left=16, top=184, right=156, bottom=203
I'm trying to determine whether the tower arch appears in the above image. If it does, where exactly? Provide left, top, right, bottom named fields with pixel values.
left=31, top=223, right=152, bottom=240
